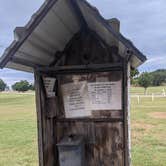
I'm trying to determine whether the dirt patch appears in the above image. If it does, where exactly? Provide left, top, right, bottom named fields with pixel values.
left=131, top=122, right=154, bottom=144
left=132, top=122, right=154, bottom=131
left=149, top=112, right=166, bottom=119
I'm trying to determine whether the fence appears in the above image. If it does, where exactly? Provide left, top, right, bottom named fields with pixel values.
left=131, top=93, right=166, bottom=104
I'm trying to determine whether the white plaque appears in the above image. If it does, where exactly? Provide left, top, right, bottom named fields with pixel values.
left=61, top=80, right=122, bottom=118
left=88, top=81, right=122, bottom=110
left=43, top=77, right=56, bottom=98
left=61, top=81, right=91, bottom=118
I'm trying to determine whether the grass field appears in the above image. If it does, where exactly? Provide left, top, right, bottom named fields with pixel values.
left=0, top=93, right=38, bottom=166
left=131, top=86, right=166, bottom=95
left=0, top=87, right=166, bottom=166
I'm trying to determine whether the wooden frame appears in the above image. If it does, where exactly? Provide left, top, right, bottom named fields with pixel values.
left=122, top=60, right=131, bottom=166
left=34, top=60, right=131, bottom=166
left=35, top=71, right=57, bottom=166
left=36, top=63, right=123, bottom=76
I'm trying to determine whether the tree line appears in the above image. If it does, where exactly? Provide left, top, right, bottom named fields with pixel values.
left=0, top=69, right=166, bottom=92
left=0, top=79, right=34, bottom=92
left=131, top=69, right=166, bottom=93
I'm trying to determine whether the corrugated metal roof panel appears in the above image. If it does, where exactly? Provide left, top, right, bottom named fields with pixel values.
left=0, top=0, right=146, bottom=72
left=6, top=61, right=33, bottom=73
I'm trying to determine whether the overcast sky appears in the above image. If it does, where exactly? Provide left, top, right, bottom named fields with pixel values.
left=0, top=0, right=166, bottom=86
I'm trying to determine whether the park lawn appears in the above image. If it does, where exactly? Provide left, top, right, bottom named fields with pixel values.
left=0, top=90, right=166, bottom=166
left=131, top=97, right=166, bottom=166
left=0, top=93, right=38, bottom=166
left=131, top=86, right=166, bottom=95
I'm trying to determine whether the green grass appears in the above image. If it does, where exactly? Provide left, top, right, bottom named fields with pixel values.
left=131, top=97, right=166, bottom=166
left=131, top=86, right=166, bottom=95
left=0, top=93, right=38, bottom=166
left=0, top=89, right=166, bottom=166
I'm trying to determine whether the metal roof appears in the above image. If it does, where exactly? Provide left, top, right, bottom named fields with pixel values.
left=0, top=0, right=146, bottom=73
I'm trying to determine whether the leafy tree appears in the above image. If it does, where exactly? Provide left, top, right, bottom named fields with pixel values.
left=29, top=83, right=35, bottom=91
left=0, top=79, right=7, bottom=91
left=150, top=69, right=166, bottom=86
left=131, top=68, right=139, bottom=85
left=131, top=68, right=139, bottom=78
left=138, top=72, right=152, bottom=94
left=12, top=80, right=30, bottom=92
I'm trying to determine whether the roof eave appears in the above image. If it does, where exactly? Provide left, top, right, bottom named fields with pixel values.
left=0, top=0, right=147, bottom=71
left=0, top=0, right=58, bottom=69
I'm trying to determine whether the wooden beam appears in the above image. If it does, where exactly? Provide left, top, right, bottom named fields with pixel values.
left=36, top=63, right=123, bottom=76
left=34, top=71, right=45, bottom=166
left=34, top=71, right=57, bottom=166
left=122, top=60, right=131, bottom=166
left=56, top=118, right=123, bottom=123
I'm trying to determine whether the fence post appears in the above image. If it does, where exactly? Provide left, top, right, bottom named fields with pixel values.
left=137, top=95, right=140, bottom=104
left=152, top=93, right=154, bottom=102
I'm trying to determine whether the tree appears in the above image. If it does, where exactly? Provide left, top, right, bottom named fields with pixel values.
left=138, top=72, right=152, bottom=94
left=29, top=83, right=35, bottom=91
left=12, top=80, right=30, bottom=92
left=0, top=79, right=7, bottom=91
left=131, top=68, right=139, bottom=85
left=150, top=69, right=166, bottom=86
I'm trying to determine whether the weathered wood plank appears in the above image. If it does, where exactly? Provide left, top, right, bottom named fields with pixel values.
left=37, top=63, right=123, bottom=76
left=34, top=71, right=45, bottom=166
left=34, top=28, right=127, bottom=166
left=56, top=117, right=123, bottom=123
left=46, top=97, right=58, bottom=118
left=35, top=71, right=57, bottom=166
left=57, top=71, right=122, bottom=119
left=122, top=61, right=131, bottom=166
left=56, top=122, right=124, bottom=166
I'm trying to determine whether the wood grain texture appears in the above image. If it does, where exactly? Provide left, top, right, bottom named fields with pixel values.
left=122, top=61, right=131, bottom=166
left=50, top=29, right=122, bottom=67
left=56, top=122, right=124, bottom=166
left=58, top=71, right=123, bottom=119
left=35, top=72, right=57, bottom=166
left=34, top=72, right=44, bottom=166
left=34, top=28, right=128, bottom=166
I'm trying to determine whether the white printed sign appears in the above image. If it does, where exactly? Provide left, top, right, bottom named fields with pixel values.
left=88, top=81, right=122, bottom=110
left=61, top=81, right=122, bottom=118
left=43, top=77, right=56, bottom=98
left=61, top=81, right=91, bottom=118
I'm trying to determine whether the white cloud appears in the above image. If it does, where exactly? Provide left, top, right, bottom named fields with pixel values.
left=0, top=69, right=34, bottom=87
left=139, top=55, right=166, bottom=72
left=0, top=0, right=166, bottom=85
left=145, top=56, right=166, bottom=64
left=87, top=0, right=166, bottom=71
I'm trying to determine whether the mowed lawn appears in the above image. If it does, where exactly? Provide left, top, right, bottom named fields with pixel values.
left=131, top=89, right=166, bottom=166
left=0, top=87, right=166, bottom=166
left=131, top=86, right=166, bottom=95
left=0, top=93, right=38, bottom=166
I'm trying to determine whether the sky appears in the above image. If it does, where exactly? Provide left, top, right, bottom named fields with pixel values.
left=0, top=0, right=166, bottom=87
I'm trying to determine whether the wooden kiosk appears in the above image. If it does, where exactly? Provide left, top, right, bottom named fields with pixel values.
left=0, top=0, right=146, bottom=165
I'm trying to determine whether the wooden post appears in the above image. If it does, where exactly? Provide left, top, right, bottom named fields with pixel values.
left=34, top=71, right=45, bottom=166
left=152, top=93, right=154, bottom=102
left=137, top=95, right=140, bottom=104
left=123, top=61, right=131, bottom=166
left=34, top=71, right=57, bottom=166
